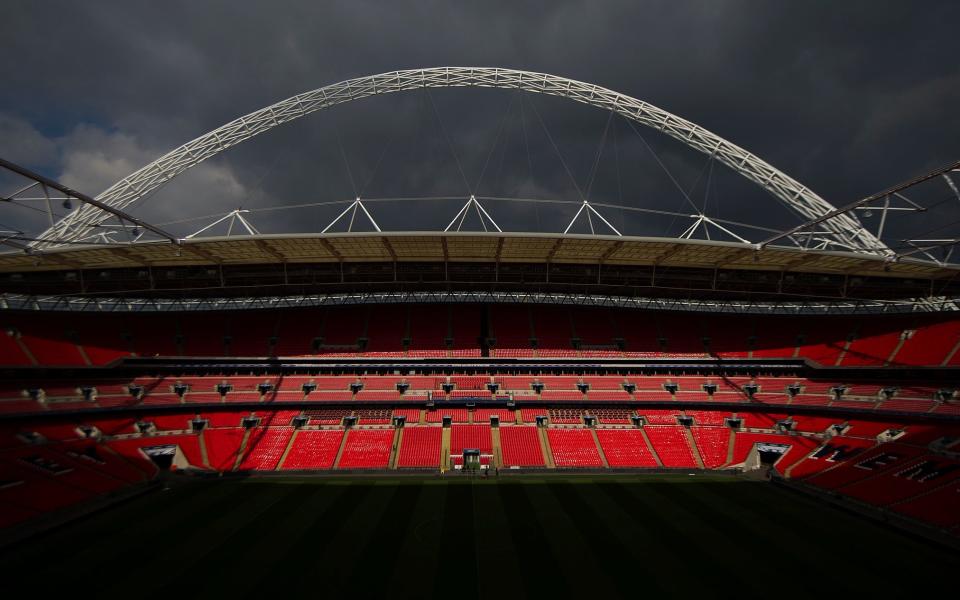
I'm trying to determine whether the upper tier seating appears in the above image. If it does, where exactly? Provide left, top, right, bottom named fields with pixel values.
left=3, top=305, right=959, bottom=366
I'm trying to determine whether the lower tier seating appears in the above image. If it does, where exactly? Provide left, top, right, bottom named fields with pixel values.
left=499, top=426, right=545, bottom=467
left=280, top=430, right=343, bottom=470
left=547, top=428, right=604, bottom=468
left=1, top=407, right=957, bottom=537
left=336, top=429, right=393, bottom=469
left=596, top=429, right=659, bottom=467
left=644, top=426, right=698, bottom=467
left=396, top=426, right=441, bottom=468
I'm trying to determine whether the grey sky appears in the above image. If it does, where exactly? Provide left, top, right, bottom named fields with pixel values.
left=1, top=1, right=958, bottom=246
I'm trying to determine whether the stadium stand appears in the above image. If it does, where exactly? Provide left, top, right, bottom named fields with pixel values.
left=6, top=307, right=960, bottom=367
left=337, top=429, right=393, bottom=469
left=644, top=426, right=698, bottom=467
left=396, top=426, right=441, bottom=468
left=596, top=429, right=659, bottom=467
left=499, top=426, right=545, bottom=467
left=1, top=302, right=959, bottom=538
left=547, top=429, right=604, bottom=467
left=280, top=430, right=343, bottom=470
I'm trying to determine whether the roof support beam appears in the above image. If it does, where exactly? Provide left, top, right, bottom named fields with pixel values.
left=653, top=244, right=686, bottom=266
left=598, top=241, right=624, bottom=264
left=546, top=237, right=564, bottom=262
left=0, top=156, right=180, bottom=245
left=182, top=244, right=221, bottom=264
left=0, top=238, right=83, bottom=268
left=318, top=238, right=343, bottom=262
left=759, top=159, right=960, bottom=251
left=712, top=247, right=756, bottom=269
left=380, top=237, right=397, bottom=261
left=106, top=246, right=150, bottom=267
left=253, top=239, right=286, bottom=262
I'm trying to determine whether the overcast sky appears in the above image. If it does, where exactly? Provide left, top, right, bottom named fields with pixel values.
left=1, top=1, right=958, bottom=247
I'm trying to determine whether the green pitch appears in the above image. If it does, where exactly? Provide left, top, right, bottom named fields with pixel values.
left=4, top=474, right=955, bottom=598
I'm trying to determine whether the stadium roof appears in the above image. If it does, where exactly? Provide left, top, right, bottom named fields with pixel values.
left=2, top=232, right=959, bottom=309
left=0, top=232, right=952, bottom=276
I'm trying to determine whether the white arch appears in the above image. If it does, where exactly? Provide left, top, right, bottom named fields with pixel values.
left=33, top=67, right=886, bottom=252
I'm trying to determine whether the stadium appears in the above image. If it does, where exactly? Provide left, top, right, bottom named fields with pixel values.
left=2, top=64, right=959, bottom=595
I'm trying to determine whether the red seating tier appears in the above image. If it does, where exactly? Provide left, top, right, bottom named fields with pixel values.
left=396, top=426, right=441, bottom=467
left=337, top=429, right=393, bottom=469
left=597, top=429, right=658, bottom=467
left=499, top=426, right=545, bottom=467
left=450, top=424, right=492, bottom=454
left=280, top=430, right=343, bottom=470
left=644, top=426, right=697, bottom=467
left=547, top=429, right=603, bottom=468
left=691, top=428, right=731, bottom=468
left=238, top=428, right=294, bottom=471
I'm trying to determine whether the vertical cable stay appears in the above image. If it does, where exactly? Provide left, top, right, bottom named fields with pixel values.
left=331, top=118, right=358, bottom=199
left=358, top=103, right=403, bottom=199
left=519, top=93, right=540, bottom=232
left=944, top=173, right=960, bottom=203
left=425, top=88, right=472, bottom=196
left=474, top=94, right=516, bottom=193
left=703, top=159, right=715, bottom=216
left=622, top=116, right=702, bottom=216
left=525, top=93, right=586, bottom=201
left=583, top=110, right=615, bottom=203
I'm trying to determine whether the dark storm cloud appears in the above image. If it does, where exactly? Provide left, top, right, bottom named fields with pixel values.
left=1, top=1, right=958, bottom=244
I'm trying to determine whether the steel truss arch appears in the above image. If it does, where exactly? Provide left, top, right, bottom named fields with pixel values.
left=32, top=67, right=887, bottom=253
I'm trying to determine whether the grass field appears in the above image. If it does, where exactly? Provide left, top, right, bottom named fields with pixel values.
left=4, top=474, right=956, bottom=598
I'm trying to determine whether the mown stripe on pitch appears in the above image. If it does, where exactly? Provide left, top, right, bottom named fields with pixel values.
left=305, top=484, right=401, bottom=594
left=240, top=483, right=356, bottom=595
left=546, top=482, right=669, bottom=597
left=433, top=483, right=479, bottom=599
left=97, top=483, right=283, bottom=595
left=179, top=484, right=322, bottom=596
left=585, top=482, right=690, bottom=596
left=498, top=483, right=568, bottom=599
left=693, top=483, right=862, bottom=589
left=655, top=482, right=829, bottom=596
left=472, top=484, right=525, bottom=598
left=386, top=483, right=448, bottom=598
left=4, top=480, right=229, bottom=570
left=522, top=483, right=621, bottom=598
left=41, top=481, right=244, bottom=585
left=710, top=482, right=960, bottom=592
left=277, top=484, right=372, bottom=590
left=602, top=481, right=747, bottom=598
left=347, top=483, right=424, bottom=596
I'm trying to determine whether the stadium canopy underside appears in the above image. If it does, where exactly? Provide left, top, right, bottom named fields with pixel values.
left=1, top=232, right=959, bottom=312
